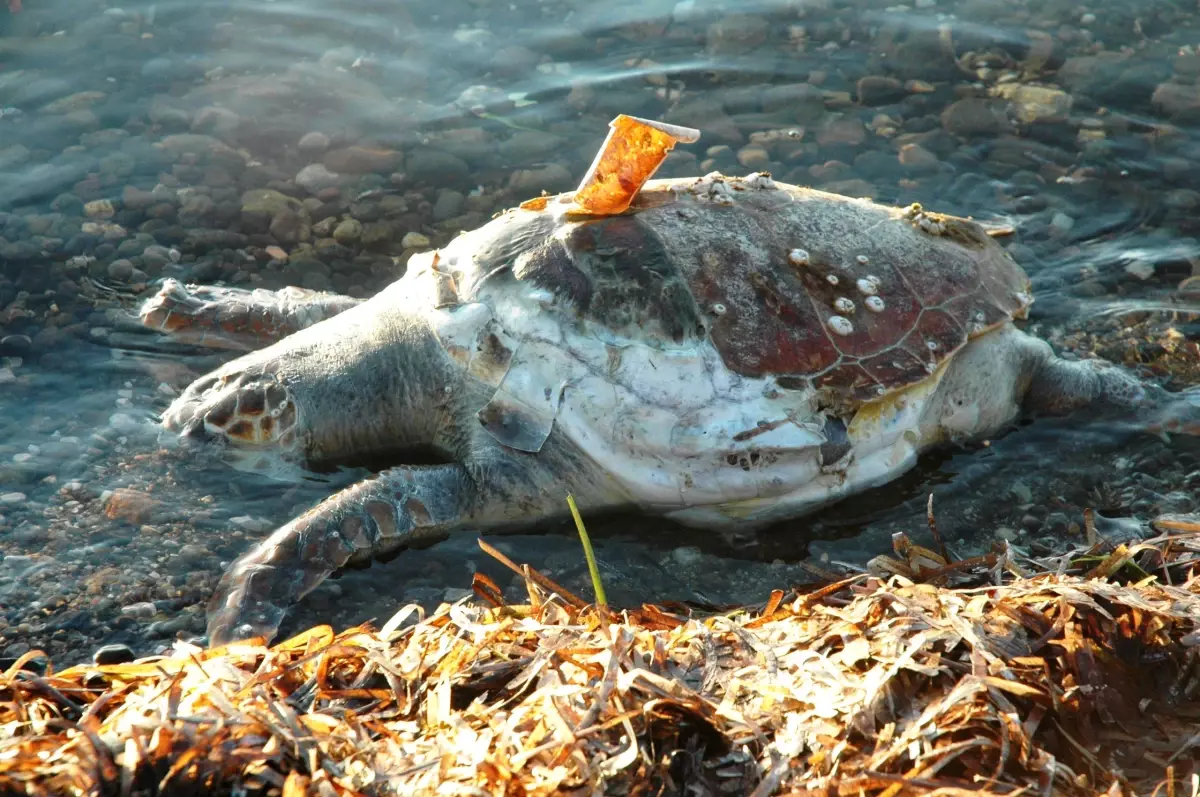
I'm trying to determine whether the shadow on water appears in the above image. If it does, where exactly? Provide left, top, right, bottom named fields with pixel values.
left=2, top=0, right=1200, bottom=660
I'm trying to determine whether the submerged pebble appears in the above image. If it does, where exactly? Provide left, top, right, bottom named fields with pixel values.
left=120, top=602, right=157, bottom=620
left=92, top=643, right=135, bottom=666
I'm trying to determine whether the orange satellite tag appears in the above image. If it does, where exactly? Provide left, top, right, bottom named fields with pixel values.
left=571, top=115, right=701, bottom=216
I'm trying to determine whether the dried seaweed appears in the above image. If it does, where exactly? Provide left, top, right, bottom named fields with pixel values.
left=6, top=518, right=1200, bottom=797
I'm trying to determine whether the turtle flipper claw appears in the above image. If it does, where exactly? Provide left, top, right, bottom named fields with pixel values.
left=206, top=466, right=468, bottom=645
left=207, top=502, right=368, bottom=646
left=139, top=278, right=361, bottom=351
left=206, top=562, right=299, bottom=647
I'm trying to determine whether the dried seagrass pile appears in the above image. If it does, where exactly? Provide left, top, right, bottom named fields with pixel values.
left=4, top=516, right=1200, bottom=797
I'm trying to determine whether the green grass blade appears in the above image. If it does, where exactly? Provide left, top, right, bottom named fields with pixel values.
left=566, top=493, right=607, bottom=608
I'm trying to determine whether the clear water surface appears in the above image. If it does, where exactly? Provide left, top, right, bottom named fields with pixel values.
left=2, top=0, right=1199, bottom=663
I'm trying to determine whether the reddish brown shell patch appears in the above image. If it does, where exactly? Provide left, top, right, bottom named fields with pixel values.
left=664, top=182, right=1032, bottom=403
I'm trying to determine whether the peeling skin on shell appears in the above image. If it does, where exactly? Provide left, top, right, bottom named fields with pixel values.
left=818, top=415, right=852, bottom=466
left=467, top=324, right=517, bottom=387
left=475, top=341, right=570, bottom=453
left=493, top=214, right=704, bottom=348
left=431, top=269, right=460, bottom=308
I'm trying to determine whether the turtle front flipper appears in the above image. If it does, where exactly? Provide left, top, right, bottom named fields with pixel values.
left=206, top=464, right=471, bottom=646
left=139, top=278, right=362, bottom=351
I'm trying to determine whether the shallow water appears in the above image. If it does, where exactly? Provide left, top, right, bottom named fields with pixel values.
left=2, top=0, right=1200, bottom=663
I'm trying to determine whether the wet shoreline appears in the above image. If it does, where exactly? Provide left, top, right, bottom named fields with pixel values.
left=2, top=0, right=1200, bottom=664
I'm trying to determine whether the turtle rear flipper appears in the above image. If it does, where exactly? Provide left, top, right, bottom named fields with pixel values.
left=1144, top=387, right=1200, bottom=439
left=1022, top=342, right=1200, bottom=439
left=139, top=278, right=362, bottom=351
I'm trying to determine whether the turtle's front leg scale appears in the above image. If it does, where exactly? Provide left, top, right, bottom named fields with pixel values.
left=206, top=464, right=471, bottom=646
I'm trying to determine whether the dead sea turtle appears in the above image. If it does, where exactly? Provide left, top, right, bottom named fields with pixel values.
left=139, top=115, right=1200, bottom=645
